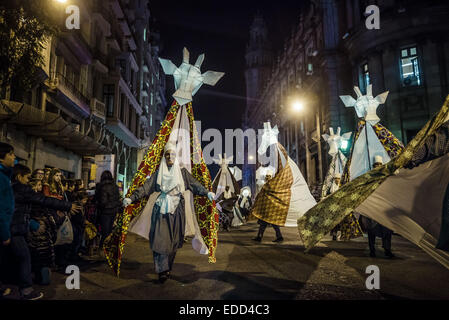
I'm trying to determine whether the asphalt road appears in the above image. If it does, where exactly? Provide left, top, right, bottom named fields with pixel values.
left=28, top=221, right=449, bottom=300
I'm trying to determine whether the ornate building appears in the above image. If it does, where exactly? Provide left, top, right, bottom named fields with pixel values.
left=242, top=13, right=273, bottom=194
left=0, top=0, right=166, bottom=193
left=244, top=0, right=449, bottom=193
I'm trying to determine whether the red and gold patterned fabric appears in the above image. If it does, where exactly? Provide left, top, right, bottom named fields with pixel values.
left=104, top=100, right=219, bottom=276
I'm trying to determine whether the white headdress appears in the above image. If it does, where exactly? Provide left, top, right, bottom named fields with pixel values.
left=374, top=155, right=383, bottom=165
left=156, top=141, right=186, bottom=214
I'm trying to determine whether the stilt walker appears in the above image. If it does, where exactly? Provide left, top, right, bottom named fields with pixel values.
left=251, top=122, right=317, bottom=242
left=103, top=48, right=224, bottom=277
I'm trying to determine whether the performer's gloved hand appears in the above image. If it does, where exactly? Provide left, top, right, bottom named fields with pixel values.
left=123, top=198, right=132, bottom=207
left=207, top=192, right=215, bottom=201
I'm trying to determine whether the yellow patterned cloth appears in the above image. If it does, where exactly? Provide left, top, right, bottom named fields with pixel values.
left=250, top=144, right=293, bottom=226
left=104, top=100, right=219, bottom=276
left=298, top=95, right=449, bottom=251
left=84, top=221, right=97, bottom=241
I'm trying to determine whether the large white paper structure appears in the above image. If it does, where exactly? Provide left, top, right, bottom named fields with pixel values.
left=158, top=47, right=225, bottom=106
left=322, top=127, right=352, bottom=157
left=339, top=85, right=392, bottom=180
left=212, top=154, right=237, bottom=200
left=228, top=166, right=242, bottom=181
left=321, top=127, right=351, bottom=197
left=340, top=85, right=389, bottom=126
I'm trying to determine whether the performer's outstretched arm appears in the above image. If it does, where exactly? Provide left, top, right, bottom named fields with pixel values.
left=182, top=168, right=210, bottom=197
left=130, top=175, right=156, bottom=202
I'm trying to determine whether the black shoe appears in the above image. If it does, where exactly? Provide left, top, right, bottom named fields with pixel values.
left=384, top=250, right=395, bottom=258
left=22, top=291, right=44, bottom=300
left=370, top=251, right=376, bottom=257
left=158, top=272, right=169, bottom=284
left=252, top=237, right=262, bottom=242
left=272, top=237, right=284, bottom=243
left=332, top=235, right=337, bottom=241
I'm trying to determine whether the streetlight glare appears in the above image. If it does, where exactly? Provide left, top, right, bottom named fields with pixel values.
left=292, top=101, right=304, bottom=112
left=55, top=0, right=67, bottom=3
left=341, top=140, right=349, bottom=150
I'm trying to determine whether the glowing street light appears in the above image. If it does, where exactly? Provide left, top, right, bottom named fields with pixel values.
left=292, top=101, right=304, bottom=112
left=55, top=0, right=67, bottom=3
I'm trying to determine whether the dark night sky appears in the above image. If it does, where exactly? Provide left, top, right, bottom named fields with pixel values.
left=148, top=0, right=307, bottom=176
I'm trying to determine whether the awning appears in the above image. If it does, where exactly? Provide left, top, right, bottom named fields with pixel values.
left=0, top=100, right=113, bottom=156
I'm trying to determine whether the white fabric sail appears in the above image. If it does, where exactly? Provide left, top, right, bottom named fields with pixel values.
left=278, top=145, right=317, bottom=227
left=350, top=123, right=391, bottom=180
left=356, top=154, right=449, bottom=269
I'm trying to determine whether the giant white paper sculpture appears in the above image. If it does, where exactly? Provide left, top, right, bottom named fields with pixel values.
left=321, top=127, right=351, bottom=198
left=158, top=47, right=225, bottom=106
left=228, top=166, right=242, bottom=182
left=212, top=153, right=240, bottom=200
left=339, top=85, right=403, bottom=181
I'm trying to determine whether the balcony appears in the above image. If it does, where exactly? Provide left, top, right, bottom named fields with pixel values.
left=106, top=116, right=140, bottom=148
left=49, top=72, right=91, bottom=118
left=0, top=100, right=111, bottom=155
left=90, top=98, right=106, bottom=122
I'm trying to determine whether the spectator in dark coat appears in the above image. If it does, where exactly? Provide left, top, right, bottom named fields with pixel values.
left=68, top=191, right=88, bottom=261
left=10, top=164, right=79, bottom=300
left=95, top=170, right=122, bottom=249
left=28, top=178, right=57, bottom=285
left=0, top=142, right=15, bottom=298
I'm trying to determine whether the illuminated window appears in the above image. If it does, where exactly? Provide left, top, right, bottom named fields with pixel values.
left=360, top=63, right=370, bottom=93
left=400, top=46, right=421, bottom=87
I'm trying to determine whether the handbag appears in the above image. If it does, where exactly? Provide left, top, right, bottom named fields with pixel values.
left=54, top=215, right=74, bottom=245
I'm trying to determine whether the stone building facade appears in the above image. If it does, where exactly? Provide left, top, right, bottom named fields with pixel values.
left=243, top=0, right=449, bottom=194
left=0, top=0, right=166, bottom=193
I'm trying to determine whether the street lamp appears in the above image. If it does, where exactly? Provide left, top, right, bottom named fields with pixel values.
left=292, top=100, right=304, bottom=113
left=55, top=0, right=67, bottom=3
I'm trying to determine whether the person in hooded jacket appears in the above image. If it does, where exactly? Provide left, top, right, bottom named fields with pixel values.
left=0, top=142, right=15, bottom=298
left=95, top=170, right=122, bottom=250
left=10, top=164, right=80, bottom=299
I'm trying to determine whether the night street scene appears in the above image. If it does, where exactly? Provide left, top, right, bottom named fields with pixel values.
left=1, top=0, right=449, bottom=311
